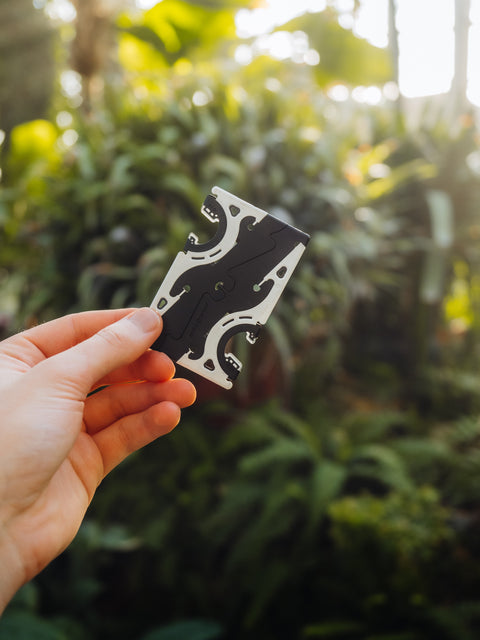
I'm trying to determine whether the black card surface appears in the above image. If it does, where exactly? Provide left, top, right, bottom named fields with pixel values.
left=150, top=186, right=309, bottom=388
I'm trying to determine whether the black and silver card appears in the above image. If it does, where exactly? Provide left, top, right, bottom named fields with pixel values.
left=150, top=186, right=309, bottom=389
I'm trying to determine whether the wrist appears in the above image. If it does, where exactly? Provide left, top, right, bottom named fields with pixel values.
left=0, top=523, right=26, bottom=615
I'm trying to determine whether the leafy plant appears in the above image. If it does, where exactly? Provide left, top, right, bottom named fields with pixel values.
left=140, top=619, right=223, bottom=640
left=4, top=2, right=480, bottom=639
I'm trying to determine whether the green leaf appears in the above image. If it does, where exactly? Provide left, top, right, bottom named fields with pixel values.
left=7, top=119, right=60, bottom=183
left=118, top=0, right=239, bottom=70
left=157, top=173, right=202, bottom=207
left=120, top=24, right=171, bottom=58
left=303, top=620, right=365, bottom=637
left=140, top=620, right=223, bottom=640
left=244, top=561, right=291, bottom=627
left=206, top=482, right=267, bottom=542
left=220, top=416, right=280, bottom=453
left=0, top=612, right=67, bottom=640
left=343, top=411, right=408, bottom=445
left=365, top=160, right=437, bottom=200
left=108, top=154, right=135, bottom=190
left=310, top=461, right=347, bottom=526
left=351, top=444, right=413, bottom=491
left=277, top=9, right=392, bottom=87
left=223, top=486, right=301, bottom=576
left=365, top=634, right=423, bottom=640
left=265, top=314, right=294, bottom=375
left=391, top=437, right=450, bottom=463
left=239, top=437, right=312, bottom=474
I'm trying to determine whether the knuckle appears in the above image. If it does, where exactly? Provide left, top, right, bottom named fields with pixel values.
left=96, top=327, right=125, bottom=351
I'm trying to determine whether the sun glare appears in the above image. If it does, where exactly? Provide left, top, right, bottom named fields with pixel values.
left=236, top=0, right=326, bottom=37
left=46, top=0, right=480, bottom=107
left=236, top=0, right=480, bottom=107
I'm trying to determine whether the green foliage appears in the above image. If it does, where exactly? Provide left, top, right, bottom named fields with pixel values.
left=279, top=8, right=392, bottom=88
left=118, top=0, right=250, bottom=71
left=4, top=1, right=480, bottom=639
left=0, top=611, right=71, bottom=640
left=328, top=488, right=451, bottom=584
left=140, top=620, right=223, bottom=640
left=2, top=66, right=452, bottom=378
left=393, top=413, right=480, bottom=506
left=14, top=400, right=480, bottom=639
left=200, top=403, right=420, bottom=629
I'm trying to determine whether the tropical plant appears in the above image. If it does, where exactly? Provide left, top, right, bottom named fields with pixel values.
left=3, top=1, right=480, bottom=639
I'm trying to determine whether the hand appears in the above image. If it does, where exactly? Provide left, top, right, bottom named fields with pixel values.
left=0, top=307, right=196, bottom=613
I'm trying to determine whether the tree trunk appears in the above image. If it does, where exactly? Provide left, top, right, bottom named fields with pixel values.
left=452, top=0, right=471, bottom=116
left=387, top=0, right=399, bottom=86
left=387, top=0, right=402, bottom=117
left=0, top=0, right=54, bottom=143
left=71, top=0, right=116, bottom=113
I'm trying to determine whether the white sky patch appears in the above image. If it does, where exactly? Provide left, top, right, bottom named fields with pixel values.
left=60, top=70, right=82, bottom=97
left=468, top=24, right=480, bottom=105
left=236, top=0, right=326, bottom=37
left=43, top=0, right=76, bottom=22
left=328, top=84, right=349, bottom=101
left=396, top=0, right=455, bottom=97
left=61, top=129, right=79, bottom=147
left=352, top=85, right=383, bottom=105
left=136, top=0, right=158, bottom=9
left=468, top=0, right=480, bottom=106
left=353, top=0, right=388, bottom=47
left=260, top=31, right=295, bottom=60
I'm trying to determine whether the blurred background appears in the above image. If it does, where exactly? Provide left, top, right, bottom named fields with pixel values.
left=2, top=0, right=480, bottom=638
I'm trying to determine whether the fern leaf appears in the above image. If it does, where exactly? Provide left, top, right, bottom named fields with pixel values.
left=220, top=415, right=280, bottom=454
left=224, top=487, right=302, bottom=575
left=303, top=620, right=365, bottom=637
left=309, top=460, right=347, bottom=528
left=341, top=410, right=409, bottom=445
left=350, top=444, right=413, bottom=491
left=206, top=483, right=266, bottom=543
left=391, top=437, right=450, bottom=463
left=239, top=438, right=313, bottom=475
left=244, top=560, right=292, bottom=628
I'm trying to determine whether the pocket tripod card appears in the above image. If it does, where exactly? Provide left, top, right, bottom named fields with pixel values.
left=150, top=186, right=309, bottom=389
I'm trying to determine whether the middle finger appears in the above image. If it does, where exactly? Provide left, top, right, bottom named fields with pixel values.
left=84, top=378, right=196, bottom=433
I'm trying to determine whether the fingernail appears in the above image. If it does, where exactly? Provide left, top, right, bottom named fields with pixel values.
left=128, top=307, right=162, bottom=333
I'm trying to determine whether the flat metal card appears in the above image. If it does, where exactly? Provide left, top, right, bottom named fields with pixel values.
left=150, top=186, right=310, bottom=389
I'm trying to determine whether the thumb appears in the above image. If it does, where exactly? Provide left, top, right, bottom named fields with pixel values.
left=46, top=308, right=163, bottom=394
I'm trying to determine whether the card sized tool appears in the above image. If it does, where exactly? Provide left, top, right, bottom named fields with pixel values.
left=150, top=186, right=310, bottom=389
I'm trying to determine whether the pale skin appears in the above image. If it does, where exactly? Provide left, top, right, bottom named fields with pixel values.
left=0, top=307, right=196, bottom=614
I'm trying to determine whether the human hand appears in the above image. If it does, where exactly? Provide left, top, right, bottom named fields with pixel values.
left=0, top=307, right=196, bottom=613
